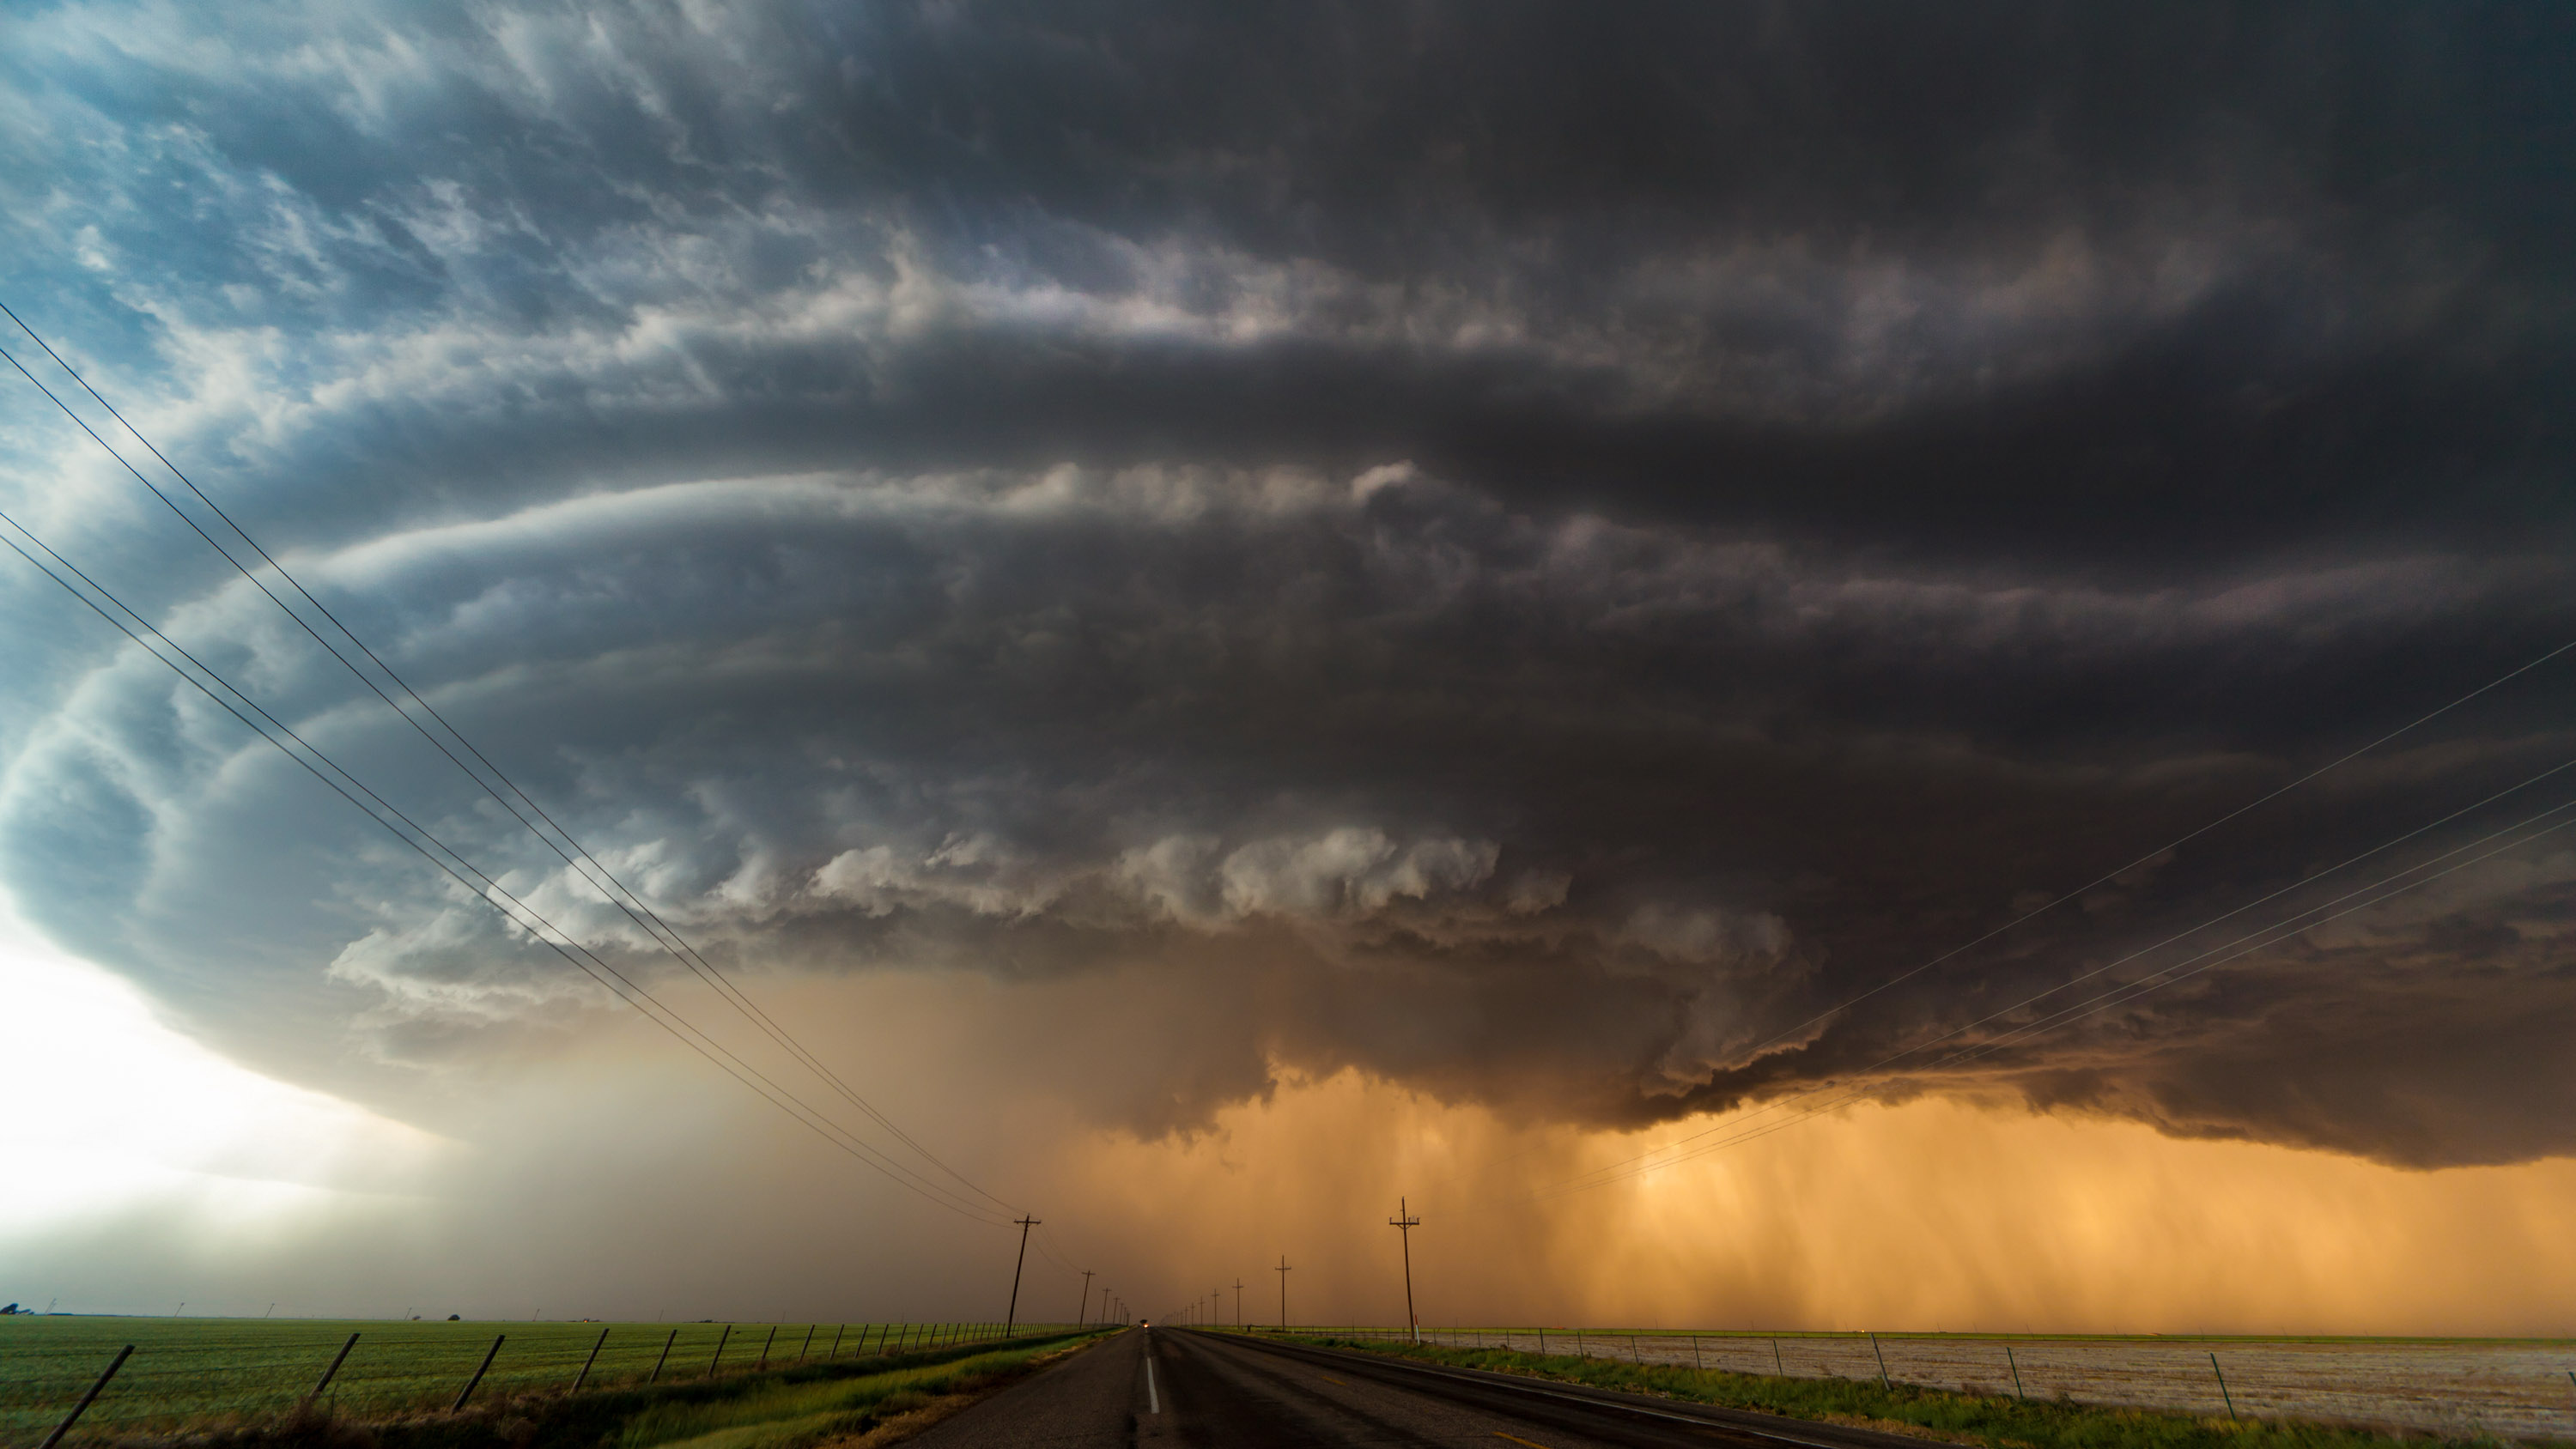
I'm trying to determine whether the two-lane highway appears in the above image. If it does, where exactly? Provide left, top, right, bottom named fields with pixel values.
left=908, top=1326, right=1937, bottom=1448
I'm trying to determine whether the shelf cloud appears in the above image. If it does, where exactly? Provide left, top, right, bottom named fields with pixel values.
left=3, top=0, right=2573, bottom=1278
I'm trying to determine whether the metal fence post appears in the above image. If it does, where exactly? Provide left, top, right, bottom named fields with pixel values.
left=1872, top=1333, right=1892, bottom=1391
left=570, top=1328, right=610, bottom=1393
left=2209, top=1353, right=2239, bottom=1422
left=2007, top=1344, right=2026, bottom=1401
left=452, top=1336, right=506, bottom=1412
left=38, top=1345, right=133, bottom=1449
left=304, top=1333, right=360, bottom=1407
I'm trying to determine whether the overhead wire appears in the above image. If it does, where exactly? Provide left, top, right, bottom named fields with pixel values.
left=1717, top=631, right=2576, bottom=1063
left=0, top=510, right=1016, bottom=1228
left=1565, top=801, right=2576, bottom=1185
left=1518, top=747, right=2576, bottom=1199
left=0, top=304, right=1018, bottom=1216
left=1526, top=769, right=2576, bottom=1199
left=1412, top=627, right=2576, bottom=1211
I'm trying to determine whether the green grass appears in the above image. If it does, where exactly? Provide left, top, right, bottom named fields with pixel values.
left=607, top=1337, right=1090, bottom=1449
left=1284, top=1335, right=2556, bottom=1449
left=0, top=1317, right=1080, bottom=1443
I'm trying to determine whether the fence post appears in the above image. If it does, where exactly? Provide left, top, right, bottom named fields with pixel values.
left=38, top=1344, right=133, bottom=1449
left=829, top=1325, right=844, bottom=1361
left=305, top=1333, right=361, bottom=1406
left=757, top=1326, right=777, bottom=1370
left=707, top=1324, right=732, bottom=1376
left=2209, top=1353, right=2239, bottom=1422
left=1872, top=1333, right=1892, bottom=1391
left=2007, top=1345, right=2026, bottom=1401
left=570, top=1328, right=611, bottom=1393
left=650, top=1329, right=677, bottom=1384
left=452, top=1336, right=506, bottom=1412
left=1631, top=1335, right=1641, bottom=1364
left=1774, top=1338, right=1784, bottom=1375
left=1693, top=1337, right=1703, bottom=1370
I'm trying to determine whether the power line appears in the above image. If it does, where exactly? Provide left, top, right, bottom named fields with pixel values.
left=1414, top=627, right=2576, bottom=1210
left=1532, top=780, right=2576, bottom=1197
left=1609, top=805, right=2576, bottom=1179
left=0, top=512, right=1011, bottom=1222
left=0, top=305, right=1017, bottom=1215
left=0, top=510, right=1017, bottom=1227
left=1722, top=630, right=2576, bottom=1064
left=1522, top=745, right=2576, bottom=1202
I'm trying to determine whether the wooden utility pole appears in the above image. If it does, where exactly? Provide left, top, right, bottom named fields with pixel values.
left=1004, top=1216, right=1042, bottom=1337
left=1275, top=1256, right=1291, bottom=1328
left=1233, top=1279, right=1244, bottom=1328
left=1388, top=1197, right=1421, bottom=1343
left=1077, top=1270, right=1094, bottom=1328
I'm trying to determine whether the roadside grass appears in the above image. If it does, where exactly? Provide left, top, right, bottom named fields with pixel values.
left=62, top=1331, right=1108, bottom=1449
left=1285, top=1336, right=2557, bottom=1449
left=0, top=1319, right=1063, bottom=1443
left=610, top=1337, right=1088, bottom=1449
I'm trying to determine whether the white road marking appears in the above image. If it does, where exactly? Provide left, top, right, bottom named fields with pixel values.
left=1147, top=1357, right=1160, bottom=1413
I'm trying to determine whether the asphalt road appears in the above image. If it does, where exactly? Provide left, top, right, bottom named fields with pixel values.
left=908, top=1327, right=1936, bottom=1448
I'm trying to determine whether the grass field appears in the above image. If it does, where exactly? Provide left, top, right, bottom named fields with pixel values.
left=1270, top=1329, right=2576, bottom=1443
left=609, top=1336, right=1096, bottom=1449
left=1284, top=1333, right=2576, bottom=1449
left=0, top=1316, right=1082, bottom=1443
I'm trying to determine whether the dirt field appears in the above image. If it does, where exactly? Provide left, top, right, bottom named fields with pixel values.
left=1383, top=1330, right=2576, bottom=1440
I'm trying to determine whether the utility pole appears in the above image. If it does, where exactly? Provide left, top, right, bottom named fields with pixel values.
left=1388, top=1197, right=1421, bottom=1343
left=1234, top=1279, right=1244, bottom=1328
left=1098, top=1284, right=1111, bottom=1325
left=1077, top=1270, right=1094, bottom=1329
left=1003, top=1216, right=1041, bottom=1337
left=1212, top=1288, right=1222, bottom=1332
left=1275, top=1256, right=1291, bottom=1328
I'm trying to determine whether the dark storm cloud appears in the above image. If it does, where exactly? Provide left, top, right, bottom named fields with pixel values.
left=2, top=1, right=2572, bottom=1167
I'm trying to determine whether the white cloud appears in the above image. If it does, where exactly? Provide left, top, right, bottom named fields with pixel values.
left=0, top=899, right=448, bottom=1235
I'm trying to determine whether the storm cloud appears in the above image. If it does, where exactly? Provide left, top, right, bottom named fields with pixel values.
left=3, top=0, right=2573, bottom=1185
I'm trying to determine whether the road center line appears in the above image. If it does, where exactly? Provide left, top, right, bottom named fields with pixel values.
left=1146, top=1357, right=1160, bottom=1414
left=1494, top=1435, right=1553, bottom=1449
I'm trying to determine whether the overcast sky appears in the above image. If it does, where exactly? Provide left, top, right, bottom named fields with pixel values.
left=3, top=1, right=2573, bottom=1330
